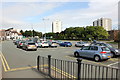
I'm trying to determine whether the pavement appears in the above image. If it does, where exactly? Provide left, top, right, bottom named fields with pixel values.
left=0, top=41, right=2, bottom=80
left=1, top=40, right=120, bottom=78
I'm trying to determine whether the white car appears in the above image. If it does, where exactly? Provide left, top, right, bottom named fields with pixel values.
left=75, top=42, right=90, bottom=47
left=36, top=41, right=49, bottom=48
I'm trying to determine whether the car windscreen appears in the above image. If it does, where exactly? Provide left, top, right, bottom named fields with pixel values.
left=65, top=42, right=70, bottom=43
left=106, top=44, right=112, bottom=48
left=101, top=47, right=110, bottom=51
left=43, top=42, right=48, bottom=44
left=78, top=42, right=84, bottom=44
left=82, top=46, right=90, bottom=50
left=28, top=43, right=35, bottom=45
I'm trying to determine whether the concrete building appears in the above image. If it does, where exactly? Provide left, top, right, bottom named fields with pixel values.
left=52, top=20, right=62, bottom=33
left=93, top=18, right=112, bottom=31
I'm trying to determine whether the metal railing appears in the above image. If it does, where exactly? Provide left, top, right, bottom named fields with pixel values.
left=37, top=55, right=120, bottom=80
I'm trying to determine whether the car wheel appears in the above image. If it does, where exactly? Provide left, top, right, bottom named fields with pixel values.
left=34, top=49, right=37, bottom=51
left=25, top=48, right=28, bottom=51
left=111, top=52, right=115, bottom=58
left=94, top=55, right=101, bottom=62
left=74, top=52, right=79, bottom=57
left=75, top=44, right=77, bottom=47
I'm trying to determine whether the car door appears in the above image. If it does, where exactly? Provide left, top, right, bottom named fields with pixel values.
left=86, top=46, right=98, bottom=58
left=80, top=46, right=90, bottom=57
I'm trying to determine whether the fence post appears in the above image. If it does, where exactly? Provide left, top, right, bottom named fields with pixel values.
left=37, top=56, right=40, bottom=71
left=48, top=55, right=51, bottom=77
left=77, top=58, right=82, bottom=80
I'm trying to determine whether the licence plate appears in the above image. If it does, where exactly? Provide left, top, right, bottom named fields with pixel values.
left=31, top=45, right=35, bottom=47
left=108, top=56, right=111, bottom=58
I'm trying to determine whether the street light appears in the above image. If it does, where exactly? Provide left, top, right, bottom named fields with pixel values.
left=42, top=18, right=49, bottom=41
left=31, top=24, right=34, bottom=38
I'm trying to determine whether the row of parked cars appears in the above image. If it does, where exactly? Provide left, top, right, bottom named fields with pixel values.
left=13, top=39, right=74, bottom=51
left=74, top=41, right=120, bottom=62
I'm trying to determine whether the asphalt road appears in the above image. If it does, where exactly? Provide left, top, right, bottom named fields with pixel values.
left=1, top=40, right=119, bottom=78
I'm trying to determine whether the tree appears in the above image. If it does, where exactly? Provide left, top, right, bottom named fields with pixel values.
left=20, top=30, right=24, bottom=36
left=85, top=26, right=109, bottom=40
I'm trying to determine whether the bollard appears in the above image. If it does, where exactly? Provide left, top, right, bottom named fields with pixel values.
left=48, top=55, right=51, bottom=77
left=77, top=58, right=82, bottom=80
left=37, top=56, right=40, bottom=71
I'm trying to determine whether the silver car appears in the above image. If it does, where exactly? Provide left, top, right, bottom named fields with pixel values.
left=74, top=45, right=112, bottom=62
left=90, top=42, right=120, bottom=57
left=75, top=42, right=90, bottom=47
left=22, top=42, right=37, bottom=51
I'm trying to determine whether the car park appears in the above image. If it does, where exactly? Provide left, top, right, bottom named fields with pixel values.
left=59, top=42, right=72, bottom=47
left=22, top=42, right=37, bottom=51
left=75, top=41, right=90, bottom=47
left=90, top=42, right=120, bottom=57
left=74, top=45, right=112, bottom=62
left=36, top=41, right=49, bottom=48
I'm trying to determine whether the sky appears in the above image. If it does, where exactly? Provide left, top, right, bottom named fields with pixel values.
left=0, top=0, right=119, bottom=33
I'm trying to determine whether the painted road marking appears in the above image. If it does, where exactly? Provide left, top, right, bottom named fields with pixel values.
left=107, top=62, right=119, bottom=67
left=0, top=54, right=7, bottom=72
left=7, top=64, right=76, bottom=79
left=51, top=66, right=76, bottom=78
left=8, top=64, right=48, bottom=72
left=0, top=53, right=10, bottom=70
left=109, top=58, right=119, bottom=61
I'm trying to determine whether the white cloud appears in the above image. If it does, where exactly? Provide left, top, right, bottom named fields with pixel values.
left=1, top=2, right=63, bottom=24
left=1, top=0, right=119, bottom=32
left=2, top=0, right=89, bottom=2
left=45, top=0, right=119, bottom=30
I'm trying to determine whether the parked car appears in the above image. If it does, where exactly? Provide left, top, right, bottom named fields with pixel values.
left=47, top=41, right=57, bottom=48
left=74, top=45, right=112, bottom=62
left=59, top=42, right=72, bottom=47
left=14, top=39, right=21, bottom=45
left=36, top=41, right=49, bottom=48
left=22, top=42, right=37, bottom=51
left=75, top=42, right=90, bottom=47
left=16, top=40, right=26, bottom=48
left=90, top=42, right=120, bottom=57
left=56, top=40, right=63, bottom=44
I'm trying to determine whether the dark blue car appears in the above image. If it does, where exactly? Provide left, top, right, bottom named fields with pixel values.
left=59, top=42, right=72, bottom=47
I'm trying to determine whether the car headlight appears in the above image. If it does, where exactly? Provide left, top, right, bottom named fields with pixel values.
left=115, top=49, right=119, bottom=52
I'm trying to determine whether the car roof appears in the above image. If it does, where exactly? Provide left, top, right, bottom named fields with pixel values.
left=64, top=42, right=70, bottom=43
left=26, top=41, right=35, bottom=43
left=84, top=45, right=104, bottom=47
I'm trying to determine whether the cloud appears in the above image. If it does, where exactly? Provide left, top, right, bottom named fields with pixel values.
left=1, top=2, right=63, bottom=24
left=45, top=0, right=119, bottom=30
left=2, top=0, right=89, bottom=2
left=1, top=0, right=119, bottom=32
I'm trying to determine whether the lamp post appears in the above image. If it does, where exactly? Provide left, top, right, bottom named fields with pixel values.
left=31, top=24, right=34, bottom=38
left=43, top=18, right=49, bottom=41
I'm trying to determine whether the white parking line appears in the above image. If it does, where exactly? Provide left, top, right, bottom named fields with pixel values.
left=107, top=62, right=119, bottom=66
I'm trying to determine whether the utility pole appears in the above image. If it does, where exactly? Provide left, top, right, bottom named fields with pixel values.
left=118, top=1, right=120, bottom=49
left=31, top=24, right=34, bottom=38
left=43, top=18, right=49, bottom=41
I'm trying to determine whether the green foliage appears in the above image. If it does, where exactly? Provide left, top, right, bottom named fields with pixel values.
left=20, top=26, right=109, bottom=40
left=46, top=26, right=109, bottom=40
left=20, top=30, right=42, bottom=38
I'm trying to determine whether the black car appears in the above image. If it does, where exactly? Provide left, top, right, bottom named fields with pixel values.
left=90, top=42, right=120, bottom=57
